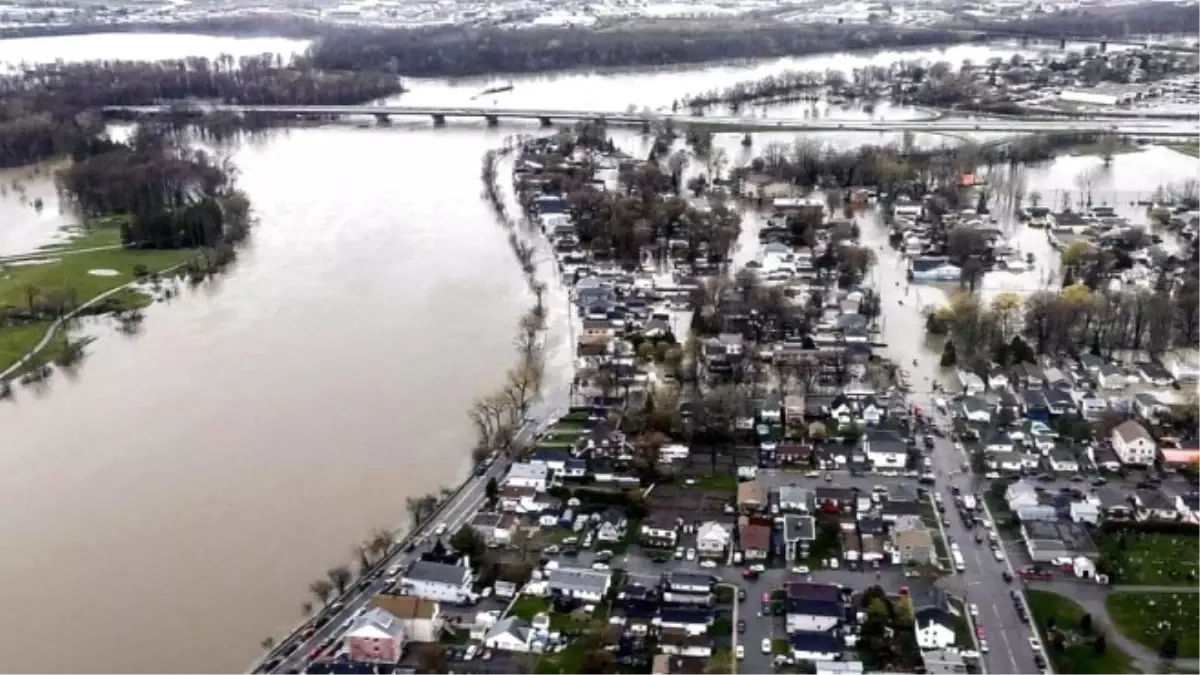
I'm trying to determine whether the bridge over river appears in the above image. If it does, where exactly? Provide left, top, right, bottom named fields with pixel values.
left=105, top=104, right=1200, bottom=138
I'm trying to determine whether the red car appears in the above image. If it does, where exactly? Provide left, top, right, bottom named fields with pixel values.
left=975, top=627, right=986, bottom=639
left=743, top=568, right=760, bottom=580
left=1020, top=566, right=1053, bottom=581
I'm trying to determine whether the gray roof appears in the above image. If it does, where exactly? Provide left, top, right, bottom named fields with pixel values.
left=784, top=515, right=816, bottom=542
left=347, top=607, right=405, bottom=641
left=486, top=616, right=532, bottom=643
left=548, top=566, right=610, bottom=594
left=405, top=560, right=470, bottom=586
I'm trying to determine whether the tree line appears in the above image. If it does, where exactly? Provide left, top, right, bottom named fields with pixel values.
left=0, top=54, right=402, bottom=167
left=306, top=22, right=975, bottom=77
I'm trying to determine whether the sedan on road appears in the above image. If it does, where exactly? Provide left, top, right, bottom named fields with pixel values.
left=761, top=638, right=772, bottom=654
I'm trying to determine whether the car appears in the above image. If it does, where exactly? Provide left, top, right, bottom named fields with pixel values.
left=993, top=548, right=1006, bottom=561
left=544, top=545, right=560, bottom=555
left=762, top=638, right=772, bottom=654
left=737, top=619, right=746, bottom=633
left=1002, top=570, right=1013, bottom=583
left=824, top=472, right=833, bottom=481
left=686, top=548, right=696, bottom=561
left=675, top=547, right=685, bottom=560
left=742, top=568, right=759, bottom=580
left=975, top=627, right=986, bottom=639
left=1034, top=654, right=1047, bottom=668
left=969, top=603, right=979, bottom=617
left=1029, top=637, right=1042, bottom=650
left=482, top=649, right=493, bottom=661
left=979, top=639, right=989, bottom=653
left=985, top=471, right=1001, bottom=479
left=738, top=588, right=746, bottom=602
left=975, top=534, right=983, bottom=544
left=792, top=565, right=810, bottom=574
left=749, top=563, right=765, bottom=573
left=592, top=561, right=610, bottom=571
left=464, top=645, right=478, bottom=661
left=434, top=523, right=448, bottom=536
left=736, top=644, right=745, bottom=660
left=700, top=559, right=717, bottom=569
left=805, top=470, right=820, bottom=478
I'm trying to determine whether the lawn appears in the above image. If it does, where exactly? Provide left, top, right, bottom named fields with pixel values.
left=1096, top=532, right=1199, bottom=586
left=1165, top=142, right=1200, bottom=158
left=1026, top=590, right=1137, bottom=674
left=688, top=473, right=737, bottom=493
left=535, top=639, right=588, bottom=674
left=1106, top=592, right=1199, bottom=659
left=0, top=219, right=196, bottom=373
left=947, top=598, right=976, bottom=650
left=508, top=594, right=550, bottom=621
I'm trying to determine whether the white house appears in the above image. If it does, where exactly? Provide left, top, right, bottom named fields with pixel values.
left=696, top=521, right=731, bottom=556
left=504, top=462, right=550, bottom=491
left=1005, top=480, right=1040, bottom=511
left=960, top=397, right=992, bottom=424
left=659, top=629, right=713, bottom=658
left=547, top=567, right=611, bottom=602
left=484, top=617, right=534, bottom=652
left=1110, top=420, right=1157, bottom=466
left=863, top=431, right=908, bottom=469
left=1162, top=350, right=1200, bottom=383
left=1048, top=450, right=1079, bottom=474
left=785, top=582, right=843, bottom=633
left=915, top=608, right=957, bottom=650
left=1070, top=501, right=1100, bottom=525
left=401, top=559, right=474, bottom=604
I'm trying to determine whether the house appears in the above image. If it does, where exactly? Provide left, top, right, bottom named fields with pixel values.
left=1005, top=480, right=1040, bottom=510
left=785, top=582, right=843, bottom=633
left=530, top=448, right=570, bottom=473
left=548, top=567, right=611, bottom=602
left=914, top=607, right=957, bottom=650
left=1070, top=501, right=1100, bottom=525
left=783, top=515, right=816, bottom=562
left=1093, top=487, right=1134, bottom=520
left=738, top=480, right=764, bottom=511
left=987, top=366, right=1010, bottom=391
left=815, top=486, right=854, bottom=510
left=1014, top=362, right=1045, bottom=389
left=960, top=396, right=992, bottom=423
left=504, top=462, right=550, bottom=491
left=1175, top=492, right=1200, bottom=523
left=1133, top=489, right=1178, bottom=521
left=863, top=429, right=908, bottom=469
left=983, top=430, right=1015, bottom=455
left=739, top=517, right=772, bottom=560
left=1162, top=350, right=1200, bottom=383
left=345, top=608, right=406, bottom=664
left=1137, top=361, right=1175, bottom=386
left=402, top=559, right=474, bottom=604
left=988, top=451, right=1036, bottom=473
left=595, top=509, right=628, bottom=543
left=1133, top=393, right=1169, bottom=423
left=1111, top=420, right=1157, bottom=466
left=1048, top=449, right=1079, bottom=474
left=1096, top=363, right=1126, bottom=390
left=789, top=631, right=842, bottom=662
left=641, top=512, right=678, bottom=547
left=696, top=521, right=731, bottom=556
left=665, top=572, right=713, bottom=595
left=892, top=528, right=936, bottom=565
left=371, top=595, right=443, bottom=644
left=483, top=617, right=534, bottom=652
left=656, top=607, right=713, bottom=635
left=658, top=628, right=714, bottom=658
left=778, top=485, right=814, bottom=513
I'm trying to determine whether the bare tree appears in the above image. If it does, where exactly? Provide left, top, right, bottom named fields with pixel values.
left=309, top=578, right=334, bottom=606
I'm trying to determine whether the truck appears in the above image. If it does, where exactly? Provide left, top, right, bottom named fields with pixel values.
left=961, top=495, right=977, bottom=511
left=952, top=550, right=966, bottom=572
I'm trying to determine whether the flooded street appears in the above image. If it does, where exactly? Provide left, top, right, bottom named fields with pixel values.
left=0, top=31, right=1190, bottom=673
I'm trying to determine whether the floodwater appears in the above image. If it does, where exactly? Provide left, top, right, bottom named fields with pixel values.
left=0, top=31, right=1192, bottom=673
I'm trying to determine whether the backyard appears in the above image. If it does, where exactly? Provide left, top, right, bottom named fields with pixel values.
left=1097, top=532, right=1199, bottom=586
left=1106, top=592, right=1199, bottom=659
left=1026, top=590, right=1136, bottom=674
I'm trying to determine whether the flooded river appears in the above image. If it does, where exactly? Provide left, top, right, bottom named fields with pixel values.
left=0, top=32, right=1192, bottom=673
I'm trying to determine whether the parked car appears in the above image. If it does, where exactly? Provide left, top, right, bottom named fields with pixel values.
left=761, top=638, right=772, bottom=654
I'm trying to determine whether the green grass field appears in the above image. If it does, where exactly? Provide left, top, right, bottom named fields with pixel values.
left=1106, top=592, right=1199, bottom=659
left=1096, top=532, right=1199, bottom=586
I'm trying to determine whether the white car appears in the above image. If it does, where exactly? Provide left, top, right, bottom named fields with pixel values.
left=464, top=645, right=478, bottom=661
left=700, top=559, right=717, bottom=569
left=736, top=644, right=745, bottom=660
left=985, top=471, right=1001, bottom=479
left=749, top=563, right=766, bottom=573
left=434, top=523, right=448, bottom=536
left=592, top=562, right=610, bottom=571
left=969, top=603, right=979, bottom=617
left=1030, top=637, right=1042, bottom=650
left=993, top=549, right=1005, bottom=561
left=686, top=548, right=696, bottom=561
left=792, top=565, right=810, bottom=574
left=761, top=638, right=772, bottom=654
left=979, top=639, right=989, bottom=653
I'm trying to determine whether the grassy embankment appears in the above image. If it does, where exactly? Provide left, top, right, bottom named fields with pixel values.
left=1026, top=589, right=1137, bottom=674
left=0, top=216, right=195, bottom=375
left=1106, top=592, right=1199, bottom=659
left=1164, top=143, right=1200, bottom=158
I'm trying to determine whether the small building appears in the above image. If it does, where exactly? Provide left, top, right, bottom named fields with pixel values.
left=345, top=608, right=406, bottom=664
left=1111, top=420, right=1157, bottom=466
left=914, top=607, right=956, bottom=650
left=484, top=617, right=534, bottom=652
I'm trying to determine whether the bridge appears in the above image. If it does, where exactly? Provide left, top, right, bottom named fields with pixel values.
left=950, top=29, right=1197, bottom=53
left=103, top=104, right=1200, bottom=138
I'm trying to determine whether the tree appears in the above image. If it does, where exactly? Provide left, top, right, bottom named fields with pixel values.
left=940, top=340, right=957, bottom=367
left=309, top=578, right=334, bottom=605
left=301, top=601, right=313, bottom=617
left=450, top=525, right=487, bottom=562
left=327, top=565, right=353, bottom=595
left=1093, top=633, right=1107, bottom=655
left=368, top=528, right=395, bottom=560
left=1080, top=612, right=1093, bottom=634
left=485, top=476, right=499, bottom=503
left=260, top=636, right=275, bottom=652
